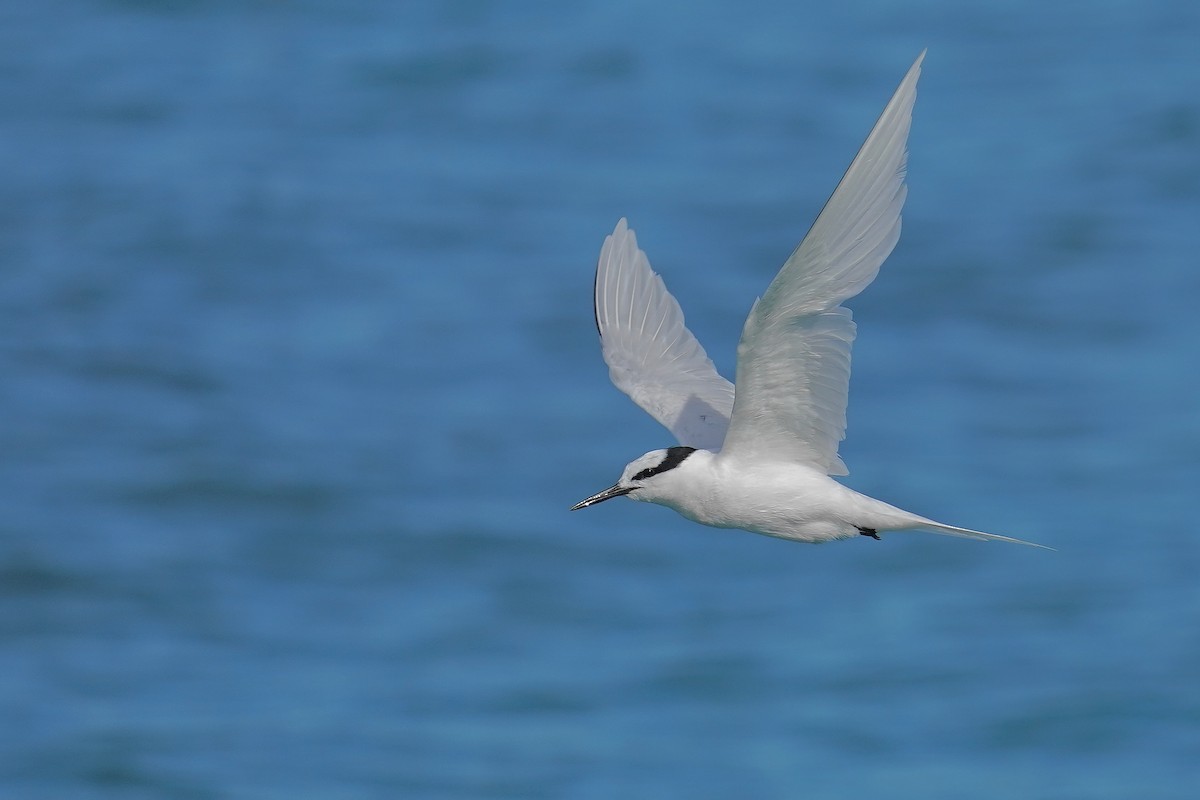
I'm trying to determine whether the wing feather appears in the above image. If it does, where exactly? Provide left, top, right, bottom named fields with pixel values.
left=720, top=52, right=925, bottom=472
left=593, top=219, right=735, bottom=451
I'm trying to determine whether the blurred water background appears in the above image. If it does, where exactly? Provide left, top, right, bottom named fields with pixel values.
left=2, top=1, right=1199, bottom=797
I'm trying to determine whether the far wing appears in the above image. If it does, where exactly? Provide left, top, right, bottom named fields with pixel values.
left=720, top=52, right=925, bottom=473
left=593, top=218, right=735, bottom=451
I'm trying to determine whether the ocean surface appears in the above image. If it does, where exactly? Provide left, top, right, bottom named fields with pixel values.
left=2, top=1, right=1199, bottom=797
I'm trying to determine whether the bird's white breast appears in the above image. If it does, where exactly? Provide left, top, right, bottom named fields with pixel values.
left=652, top=451, right=875, bottom=543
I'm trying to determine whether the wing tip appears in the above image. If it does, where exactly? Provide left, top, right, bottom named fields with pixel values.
left=593, top=218, right=635, bottom=337
left=905, top=50, right=927, bottom=84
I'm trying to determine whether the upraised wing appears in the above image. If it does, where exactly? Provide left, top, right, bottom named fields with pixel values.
left=720, top=52, right=925, bottom=473
left=593, top=218, right=735, bottom=451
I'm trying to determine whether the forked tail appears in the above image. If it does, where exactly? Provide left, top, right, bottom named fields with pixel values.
left=913, top=520, right=1052, bottom=550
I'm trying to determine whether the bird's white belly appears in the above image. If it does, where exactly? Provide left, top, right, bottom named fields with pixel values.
left=664, top=461, right=867, bottom=543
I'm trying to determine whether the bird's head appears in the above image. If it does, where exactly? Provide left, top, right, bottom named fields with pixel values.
left=570, top=446, right=699, bottom=510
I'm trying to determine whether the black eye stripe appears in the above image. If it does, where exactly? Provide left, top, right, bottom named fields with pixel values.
left=631, top=446, right=696, bottom=481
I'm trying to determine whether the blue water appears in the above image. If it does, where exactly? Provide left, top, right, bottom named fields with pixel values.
left=2, top=1, right=1199, bottom=797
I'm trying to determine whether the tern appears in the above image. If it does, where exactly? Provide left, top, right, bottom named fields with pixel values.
left=571, top=52, right=1042, bottom=548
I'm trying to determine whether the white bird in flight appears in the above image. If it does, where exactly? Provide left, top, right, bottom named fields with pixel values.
left=571, top=52, right=1043, bottom=548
